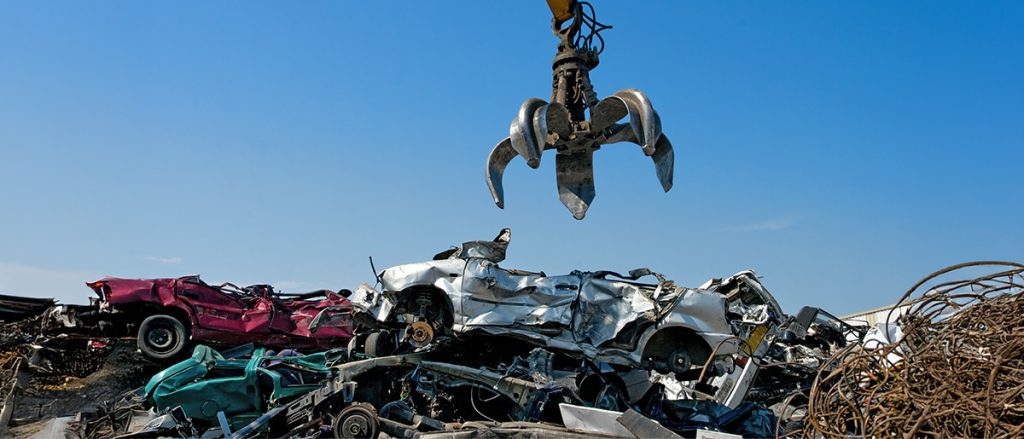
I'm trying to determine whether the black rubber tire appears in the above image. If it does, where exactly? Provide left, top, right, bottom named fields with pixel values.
left=137, top=314, right=189, bottom=360
left=332, top=403, right=379, bottom=439
left=363, top=330, right=393, bottom=357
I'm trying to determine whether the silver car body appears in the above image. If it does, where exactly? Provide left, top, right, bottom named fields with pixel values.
left=350, top=230, right=780, bottom=369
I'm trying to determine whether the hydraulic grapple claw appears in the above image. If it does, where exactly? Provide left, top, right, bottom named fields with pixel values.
left=608, top=88, right=663, bottom=156
left=484, top=1, right=676, bottom=219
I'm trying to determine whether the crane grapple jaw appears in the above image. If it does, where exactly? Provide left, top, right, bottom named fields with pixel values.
left=486, top=89, right=674, bottom=219
left=485, top=2, right=675, bottom=219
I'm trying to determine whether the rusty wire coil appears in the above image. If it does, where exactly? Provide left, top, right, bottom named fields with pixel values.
left=803, top=261, right=1024, bottom=438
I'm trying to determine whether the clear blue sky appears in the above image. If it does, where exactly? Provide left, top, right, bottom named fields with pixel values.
left=1, top=1, right=1021, bottom=315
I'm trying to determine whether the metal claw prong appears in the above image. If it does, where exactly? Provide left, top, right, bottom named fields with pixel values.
left=510, top=98, right=548, bottom=168
left=609, top=89, right=662, bottom=156
left=485, top=137, right=518, bottom=209
left=650, top=134, right=674, bottom=192
left=606, top=123, right=674, bottom=192
left=590, top=98, right=628, bottom=133
left=556, top=150, right=596, bottom=220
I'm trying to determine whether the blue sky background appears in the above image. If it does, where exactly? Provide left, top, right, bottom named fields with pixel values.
left=1, top=1, right=1021, bottom=315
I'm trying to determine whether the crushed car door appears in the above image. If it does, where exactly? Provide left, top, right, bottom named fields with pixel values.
left=177, top=277, right=250, bottom=333
left=460, top=259, right=582, bottom=334
left=239, top=285, right=274, bottom=335
left=267, top=290, right=346, bottom=338
left=572, top=271, right=667, bottom=349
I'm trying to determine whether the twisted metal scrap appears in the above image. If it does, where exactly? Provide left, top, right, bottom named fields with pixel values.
left=804, top=261, right=1024, bottom=438
left=67, top=389, right=147, bottom=439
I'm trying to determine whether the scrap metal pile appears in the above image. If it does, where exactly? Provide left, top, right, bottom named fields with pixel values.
left=803, top=261, right=1024, bottom=438
left=0, top=0, right=1014, bottom=437
left=5, top=230, right=1017, bottom=438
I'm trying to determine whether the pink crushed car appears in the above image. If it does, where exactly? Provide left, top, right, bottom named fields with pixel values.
left=87, top=275, right=353, bottom=360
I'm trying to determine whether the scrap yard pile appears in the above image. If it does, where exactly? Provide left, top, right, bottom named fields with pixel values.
left=804, top=262, right=1024, bottom=438
left=1, top=0, right=1015, bottom=436
left=1, top=230, right=1020, bottom=438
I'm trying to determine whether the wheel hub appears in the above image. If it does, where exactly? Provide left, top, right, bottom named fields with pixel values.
left=147, top=327, right=174, bottom=349
left=343, top=415, right=370, bottom=436
left=668, top=349, right=693, bottom=374
left=334, top=404, right=379, bottom=439
left=408, top=321, right=434, bottom=347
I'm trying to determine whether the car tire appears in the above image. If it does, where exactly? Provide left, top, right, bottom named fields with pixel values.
left=137, top=314, right=189, bottom=360
left=363, top=330, right=393, bottom=357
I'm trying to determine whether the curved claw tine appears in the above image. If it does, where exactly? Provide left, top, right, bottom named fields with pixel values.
left=610, top=89, right=662, bottom=156
left=605, top=123, right=674, bottom=192
left=532, top=104, right=549, bottom=153
left=556, top=150, right=596, bottom=220
left=485, top=137, right=518, bottom=209
left=604, top=122, right=638, bottom=144
left=651, top=134, right=674, bottom=192
left=590, top=98, right=628, bottom=133
left=510, top=98, right=547, bottom=168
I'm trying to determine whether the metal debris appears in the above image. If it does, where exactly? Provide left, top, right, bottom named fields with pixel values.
left=0, top=295, right=54, bottom=324
left=804, top=261, right=1024, bottom=438
left=2, top=245, right=1021, bottom=438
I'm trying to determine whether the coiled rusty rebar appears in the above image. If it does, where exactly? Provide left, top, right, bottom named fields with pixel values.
left=803, top=261, right=1024, bottom=438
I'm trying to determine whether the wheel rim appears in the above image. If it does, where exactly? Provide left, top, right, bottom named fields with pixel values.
left=335, top=405, right=378, bottom=439
left=342, top=414, right=371, bottom=437
left=147, top=327, right=175, bottom=351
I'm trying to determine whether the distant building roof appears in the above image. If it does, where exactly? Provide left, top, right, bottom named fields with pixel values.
left=843, top=302, right=911, bottom=326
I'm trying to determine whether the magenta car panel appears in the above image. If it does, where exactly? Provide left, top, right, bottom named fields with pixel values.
left=88, top=275, right=352, bottom=358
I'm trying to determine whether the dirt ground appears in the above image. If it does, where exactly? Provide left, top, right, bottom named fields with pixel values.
left=7, top=342, right=158, bottom=439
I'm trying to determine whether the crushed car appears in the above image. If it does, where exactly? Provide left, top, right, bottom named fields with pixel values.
left=84, top=275, right=353, bottom=360
left=133, top=342, right=785, bottom=438
left=348, top=229, right=786, bottom=393
left=139, top=344, right=445, bottom=438
left=144, top=344, right=356, bottom=434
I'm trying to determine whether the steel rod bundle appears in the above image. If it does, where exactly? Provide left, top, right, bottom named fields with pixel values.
left=804, top=261, right=1024, bottom=438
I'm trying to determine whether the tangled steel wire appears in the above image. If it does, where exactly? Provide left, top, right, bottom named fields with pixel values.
left=804, top=261, right=1024, bottom=438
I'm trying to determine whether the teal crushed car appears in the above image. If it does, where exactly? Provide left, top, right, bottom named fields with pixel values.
left=145, top=344, right=349, bottom=430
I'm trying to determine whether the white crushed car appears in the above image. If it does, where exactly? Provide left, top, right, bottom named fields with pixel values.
left=348, top=229, right=785, bottom=378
